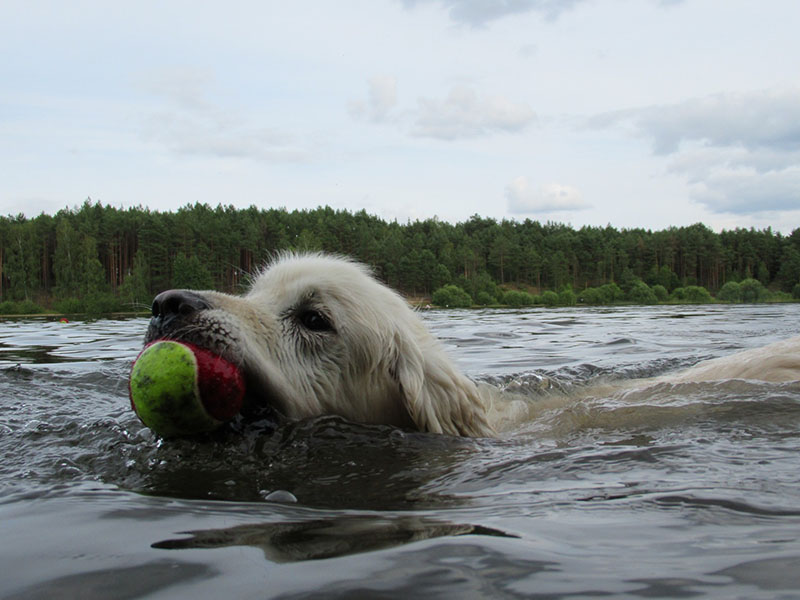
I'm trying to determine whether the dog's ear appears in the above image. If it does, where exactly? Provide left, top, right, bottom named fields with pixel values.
left=391, top=329, right=493, bottom=437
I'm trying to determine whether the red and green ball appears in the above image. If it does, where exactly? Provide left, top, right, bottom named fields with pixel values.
left=129, top=340, right=245, bottom=437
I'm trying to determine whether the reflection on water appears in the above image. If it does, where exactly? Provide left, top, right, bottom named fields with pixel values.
left=153, top=515, right=517, bottom=562
left=1, top=304, right=800, bottom=598
left=0, top=317, right=143, bottom=366
left=3, top=561, right=216, bottom=600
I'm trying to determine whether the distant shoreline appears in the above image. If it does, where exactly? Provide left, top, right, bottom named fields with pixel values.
left=1, top=300, right=798, bottom=321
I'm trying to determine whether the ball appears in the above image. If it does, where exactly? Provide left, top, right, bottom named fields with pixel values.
left=129, top=340, right=246, bottom=437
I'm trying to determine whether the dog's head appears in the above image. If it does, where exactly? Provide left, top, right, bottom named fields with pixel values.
left=145, top=253, right=492, bottom=437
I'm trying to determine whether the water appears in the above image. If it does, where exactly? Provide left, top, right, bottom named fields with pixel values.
left=1, top=304, right=800, bottom=598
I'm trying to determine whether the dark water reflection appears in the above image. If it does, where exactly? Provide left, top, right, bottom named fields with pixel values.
left=1, top=304, right=800, bottom=598
left=152, top=515, right=517, bottom=562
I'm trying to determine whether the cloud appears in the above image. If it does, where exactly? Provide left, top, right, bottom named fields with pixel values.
left=400, top=0, right=586, bottom=27
left=588, top=88, right=800, bottom=216
left=348, top=76, right=398, bottom=123
left=687, top=165, right=800, bottom=215
left=401, top=0, right=687, bottom=27
left=589, top=88, right=800, bottom=155
left=506, top=177, right=589, bottom=213
left=141, top=69, right=308, bottom=162
left=142, top=112, right=307, bottom=162
left=671, top=148, right=800, bottom=214
left=349, top=79, right=534, bottom=140
left=413, top=85, right=535, bottom=139
left=142, top=68, right=214, bottom=111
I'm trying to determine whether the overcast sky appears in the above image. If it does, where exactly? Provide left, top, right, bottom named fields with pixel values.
left=2, top=0, right=799, bottom=232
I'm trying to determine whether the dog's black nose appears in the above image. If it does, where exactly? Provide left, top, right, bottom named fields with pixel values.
left=151, top=290, right=211, bottom=319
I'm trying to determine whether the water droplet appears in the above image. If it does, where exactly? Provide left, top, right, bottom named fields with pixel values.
left=263, top=490, right=297, bottom=503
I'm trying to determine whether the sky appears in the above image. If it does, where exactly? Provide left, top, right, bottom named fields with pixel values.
left=2, top=0, right=799, bottom=232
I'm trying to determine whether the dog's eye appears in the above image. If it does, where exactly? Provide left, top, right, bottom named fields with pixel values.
left=297, top=309, right=333, bottom=332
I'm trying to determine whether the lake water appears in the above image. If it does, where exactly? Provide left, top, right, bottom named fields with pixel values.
left=2, top=304, right=800, bottom=598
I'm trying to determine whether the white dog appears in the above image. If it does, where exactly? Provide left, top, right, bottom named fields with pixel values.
left=146, top=253, right=800, bottom=437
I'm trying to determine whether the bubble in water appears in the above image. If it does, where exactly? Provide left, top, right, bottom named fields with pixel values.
left=261, top=489, right=298, bottom=503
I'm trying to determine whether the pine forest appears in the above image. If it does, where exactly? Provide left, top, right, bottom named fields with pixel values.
left=2, top=201, right=800, bottom=314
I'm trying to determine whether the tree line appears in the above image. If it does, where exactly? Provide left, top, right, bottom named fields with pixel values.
left=1, top=200, right=799, bottom=314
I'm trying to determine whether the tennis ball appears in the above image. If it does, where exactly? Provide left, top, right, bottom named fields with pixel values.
left=129, top=340, right=246, bottom=437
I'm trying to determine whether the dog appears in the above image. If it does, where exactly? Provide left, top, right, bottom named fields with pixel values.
left=145, top=252, right=800, bottom=437
left=146, top=252, right=496, bottom=436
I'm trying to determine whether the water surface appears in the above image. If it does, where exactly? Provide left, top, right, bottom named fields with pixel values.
left=1, top=304, right=800, bottom=598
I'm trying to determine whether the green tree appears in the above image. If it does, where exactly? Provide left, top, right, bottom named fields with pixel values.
left=628, top=280, right=658, bottom=305
left=558, top=287, right=577, bottom=306
left=601, top=282, right=625, bottom=303
left=432, top=284, right=472, bottom=308
left=652, top=284, right=669, bottom=302
left=81, top=236, right=107, bottom=297
left=502, top=290, right=536, bottom=307
left=3, top=224, right=28, bottom=301
left=739, top=278, right=769, bottom=303
left=53, top=218, right=82, bottom=297
left=672, top=286, right=713, bottom=304
left=541, top=290, right=559, bottom=307
left=474, top=291, right=496, bottom=306
left=777, top=246, right=800, bottom=291
left=172, top=253, right=214, bottom=290
left=717, top=281, right=741, bottom=303
left=432, top=263, right=451, bottom=290
left=578, top=287, right=602, bottom=305
left=118, top=252, right=151, bottom=310
left=647, top=264, right=680, bottom=292
left=4, top=202, right=800, bottom=312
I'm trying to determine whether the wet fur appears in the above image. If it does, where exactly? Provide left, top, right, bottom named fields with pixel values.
left=146, top=253, right=493, bottom=436
left=146, top=253, right=800, bottom=437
